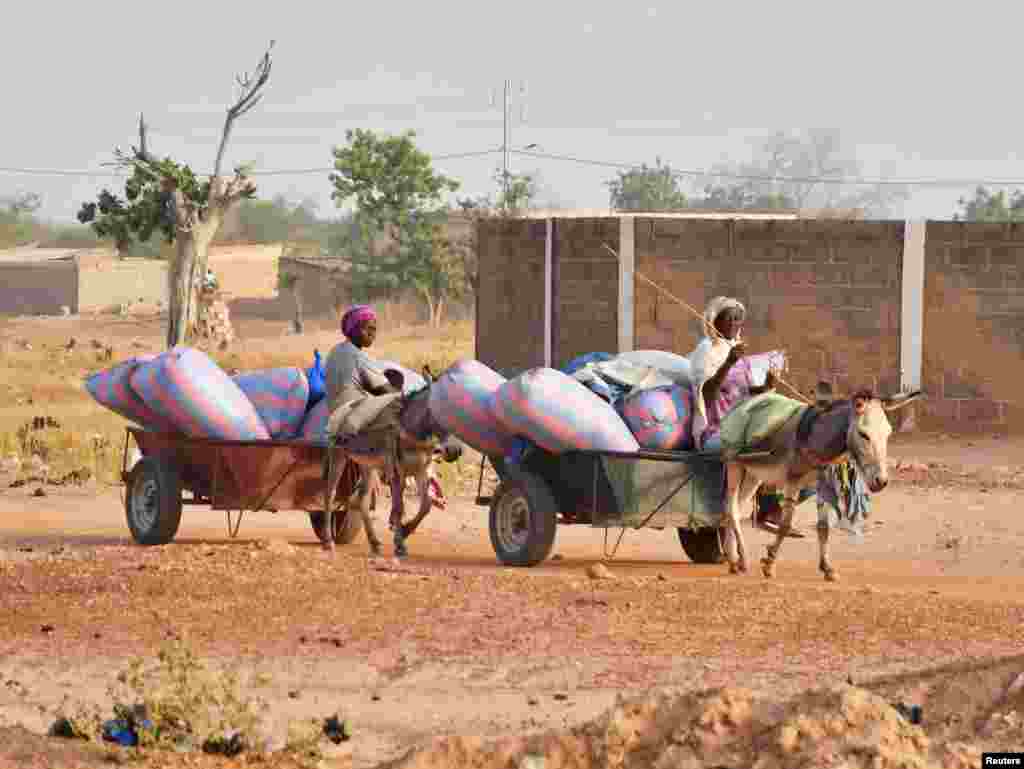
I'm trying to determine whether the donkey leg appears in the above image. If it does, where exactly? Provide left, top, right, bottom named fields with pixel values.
left=733, top=471, right=763, bottom=574
left=390, top=471, right=412, bottom=558
left=816, top=500, right=838, bottom=581
left=723, top=463, right=745, bottom=574
left=320, top=449, right=342, bottom=553
left=353, top=466, right=383, bottom=556
left=761, top=483, right=799, bottom=578
left=399, top=470, right=433, bottom=542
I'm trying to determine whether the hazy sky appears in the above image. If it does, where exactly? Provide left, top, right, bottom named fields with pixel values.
left=4, top=0, right=1022, bottom=222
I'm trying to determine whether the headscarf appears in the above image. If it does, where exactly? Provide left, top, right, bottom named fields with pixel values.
left=688, top=296, right=746, bottom=448
left=341, top=304, right=377, bottom=339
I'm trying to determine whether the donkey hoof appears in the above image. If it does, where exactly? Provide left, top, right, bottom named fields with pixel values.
left=728, top=561, right=746, bottom=575
left=822, top=569, right=839, bottom=583
left=760, top=558, right=775, bottom=578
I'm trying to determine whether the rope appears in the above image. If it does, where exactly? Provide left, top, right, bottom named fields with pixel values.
left=600, top=242, right=812, bottom=405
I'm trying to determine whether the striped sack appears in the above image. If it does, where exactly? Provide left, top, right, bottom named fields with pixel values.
left=298, top=397, right=330, bottom=444
left=130, top=347, right=270, bottom=441
left=492, top=367, right=639, bottom=454
left=232, top=367, right=311, bottom=439
left=84, top=355, right=180, bottom=433
left=427, top=359, right=516, bottom=457
left=616, top=385, right=694, bottom=451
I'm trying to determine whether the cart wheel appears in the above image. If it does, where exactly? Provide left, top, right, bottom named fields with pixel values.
left=308, top=508, right=364, bottom=545
left=489, top=468, right=557, bottom=567
left=677, top=527, right=725, bottom=564
left=125, top=455, right=183, bottom=546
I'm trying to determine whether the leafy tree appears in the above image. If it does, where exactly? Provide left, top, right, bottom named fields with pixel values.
left=329, top=129, right=461, bottom=325
left=694, top=129, right=908, bottom=217
left=953, top=186, right=1024, bottom=222
left=77, top=43, right=274, bottom=348
left=493, top=169, right=538, bottom=212
left=606, top=157, right=688, bottom=211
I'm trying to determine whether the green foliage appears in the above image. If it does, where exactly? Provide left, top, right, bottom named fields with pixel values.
left=76, top=154, right=252, bottom=252
left=493, top=169, right=538, bottom=211
left=606, top=157, right=688, bottom=210
left=329, top=129, right=464, bottom=319
left=690, top=184, right=794, bottom=210
left=53, top=637, right=270, bottom=754
left=329, top=128, right=460, bottom=228
left=953, top=186, right=1024, bottom=222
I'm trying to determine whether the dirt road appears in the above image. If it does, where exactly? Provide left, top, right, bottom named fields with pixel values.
left=2, top=434, right=1024, bottom=767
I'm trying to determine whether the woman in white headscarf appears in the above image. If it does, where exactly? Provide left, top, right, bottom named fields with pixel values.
left=689, top=296, right=776, bottom=451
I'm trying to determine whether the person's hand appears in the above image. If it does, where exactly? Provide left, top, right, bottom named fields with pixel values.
left=764, top=369, right=778, bottom=389
left=726, top=342, right=747, bottom=364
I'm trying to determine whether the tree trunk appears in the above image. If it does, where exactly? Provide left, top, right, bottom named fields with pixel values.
left=165, top=213, right=222, bottom=349
left=292, top=287, right=304, bottom=334
left=432, top=296, right=445, bottom=328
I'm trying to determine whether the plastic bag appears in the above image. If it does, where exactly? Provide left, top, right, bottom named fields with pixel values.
left=307, top=349, right=326, bottom=408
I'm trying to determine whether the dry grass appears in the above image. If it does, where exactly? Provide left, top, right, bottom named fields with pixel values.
left=0, top=314, right=476, bottom=491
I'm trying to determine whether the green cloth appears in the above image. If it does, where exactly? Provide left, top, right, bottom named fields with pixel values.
left=717, top=392, right=806, bottom=458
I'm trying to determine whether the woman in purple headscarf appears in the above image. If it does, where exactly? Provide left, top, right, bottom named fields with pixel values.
left=324, top=304, right=398, bottom=418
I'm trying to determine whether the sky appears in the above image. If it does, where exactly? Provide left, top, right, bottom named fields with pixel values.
left=3, top=0, right=1023, bottom=223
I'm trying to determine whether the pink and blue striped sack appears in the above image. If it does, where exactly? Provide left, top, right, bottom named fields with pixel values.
left=298, top=397, right=330, bottom=444
left=130, top=347, right=270, bottom=441
left=428, top=359, right=517, bottom=458
left=492, top=367, right=639, bottom=455
left=617, top=385, right=694, bottom=451
left=232, top=367, right=311, bottom=439
left=84, top=355, right=180, bottom=434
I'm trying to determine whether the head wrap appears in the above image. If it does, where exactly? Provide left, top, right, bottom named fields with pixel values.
left=702, top=296, right=746, bottom=340
left=341, top=304, right=377, bottom=339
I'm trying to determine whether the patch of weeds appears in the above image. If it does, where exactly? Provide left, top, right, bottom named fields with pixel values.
left=52, top=637, right=270, bottom=757
left=285, top=718, right=325, bottom=766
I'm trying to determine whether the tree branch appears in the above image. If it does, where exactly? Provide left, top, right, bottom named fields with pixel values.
left=213, top=41, right=274, bottom=178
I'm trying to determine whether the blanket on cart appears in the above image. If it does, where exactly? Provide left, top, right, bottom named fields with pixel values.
left=716, top=391, right=806, bottom=459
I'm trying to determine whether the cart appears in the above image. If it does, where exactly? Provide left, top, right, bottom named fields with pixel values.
left=120, top=426, right=362, bottom=546
left=475, top=444, right=815, bottom=567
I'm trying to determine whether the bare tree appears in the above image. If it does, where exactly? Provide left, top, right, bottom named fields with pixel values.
left=78, top=43, right=274, bottom=347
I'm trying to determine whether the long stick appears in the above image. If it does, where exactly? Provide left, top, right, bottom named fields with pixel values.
left=601, top=242, right=811, bottom=404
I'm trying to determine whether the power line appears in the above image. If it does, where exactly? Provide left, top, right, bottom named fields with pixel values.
left=4, top=144, right=1024, bottom=189
left=0, top=148, right=502, bottom=179
left=513, top=149, right=1024, bottom=189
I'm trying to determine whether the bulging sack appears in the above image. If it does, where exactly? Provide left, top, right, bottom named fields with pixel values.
left=130, top=347, right=270, bottom=441
left=84, top=355, right=180, bottom=433
left=232, top=367, right=311, bottom=439
left=617, top=385, right=694, bottom=451
left=492, top=367, right=639, bottom=454
left=298, top=397, right=330, bottom=444
left=616, top=350, right=693, bottom=385
left=428, top=359, right=516, bottom=457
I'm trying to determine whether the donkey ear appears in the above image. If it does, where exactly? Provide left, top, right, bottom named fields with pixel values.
left=422, top=364, right=434, bottom=383
left=881, top=390, right=924, bottom=412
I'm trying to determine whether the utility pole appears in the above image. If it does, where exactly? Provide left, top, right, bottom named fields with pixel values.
left=490, top=79, right=527, bottom=210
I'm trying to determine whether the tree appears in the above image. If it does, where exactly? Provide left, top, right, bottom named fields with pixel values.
left=329, top=129, right=461, bottom=325
left=953, top=186, right=1024, bottom=222
left=77, top=43, right=274, bottom=348
left=277, top=269, right=304, bottom=334
left=494, top=169, right=538, bottom=212
left=695, top=129, right=909, bottom=217
left=606, top=157, right=688, bottom=211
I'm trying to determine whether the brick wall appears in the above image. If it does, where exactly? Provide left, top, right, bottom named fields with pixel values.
left=476, top=218, right=547, bottom=377
left=77, top=258, right=168, bottom=311
left=0, top=261, right=78, bottom=315
left=922, top=222, right=1024, bottom=430
left=634, top=218, right=904, bottom=400
left=475, top=215, right=1024, bottom=431
left=552, top=218, right=620, bottom=368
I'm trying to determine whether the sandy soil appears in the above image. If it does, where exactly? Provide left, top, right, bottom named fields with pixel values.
left=2, top=432, right=1024, bottom=767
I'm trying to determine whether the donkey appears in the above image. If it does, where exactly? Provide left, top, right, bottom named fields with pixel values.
left=321, top=368, right=463, bottom=558
left=718, top=389, right=923, bottom=581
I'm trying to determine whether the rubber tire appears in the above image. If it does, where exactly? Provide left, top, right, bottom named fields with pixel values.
left=488, top=468, right=558, bottom=567
left=677, top=527, right=726, bottom=564
left=125, top=455, right=183, bottom=546
left=309, top=508, right=364, bottom=545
